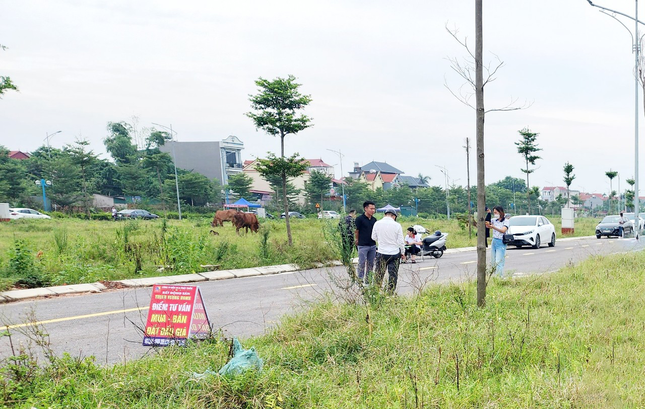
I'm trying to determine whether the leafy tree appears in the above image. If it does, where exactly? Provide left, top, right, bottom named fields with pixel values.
left=305, top=170, right=332, bottom=211
left=104, top=122, right=137, bottom=165
left=605, top=170, right=618, bottom=213
left=492, top=176, right=526, bottom=193
left=563, top=162, right=575, bottom=208
left=0, top=44, right=17, bottom=98
left=417, top=173, right=430, bottom=185
left=67, top=140, right=98, bottom=216
left=343, top=178, right=371, bottom=212
left=256, top=154, right=309, bottom=225
left=0, top=147, right=27, bottom=204
left=164, top=171, right=220, bottom=207
left=246, top=75, right=313, bottom=245
left=515, top=128, right=542, bottom=212
left=626, top=178, right=635, bottom=211
left=48, top=154, right=82, bottom=209
left=384, top=185, right=414, bottom=208
left=227, top=173, right=254, bottom=200
left=264, top=173, right=301, bottom=211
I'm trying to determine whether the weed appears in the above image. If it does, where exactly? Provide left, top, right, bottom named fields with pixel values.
left=52, top=227, right=68, bottom=254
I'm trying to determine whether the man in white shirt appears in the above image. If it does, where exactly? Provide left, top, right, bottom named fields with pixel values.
left=371, top=209, right=405, bottom=293
left=618, top=212, right=628, bottom=238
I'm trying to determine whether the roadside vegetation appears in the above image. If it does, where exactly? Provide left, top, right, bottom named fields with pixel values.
left=0, top=215, right=601, bottom=291
left=1, top=244, right=643, bottom=407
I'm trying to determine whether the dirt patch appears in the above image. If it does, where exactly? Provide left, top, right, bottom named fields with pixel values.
left=99, top=280, right=128, bottom=290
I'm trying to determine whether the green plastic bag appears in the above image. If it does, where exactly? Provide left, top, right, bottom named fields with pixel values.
left=218, top=338, right=263, bottom=377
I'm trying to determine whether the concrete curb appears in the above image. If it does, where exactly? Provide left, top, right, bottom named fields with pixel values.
left=0, top=237, right=596, bottom=303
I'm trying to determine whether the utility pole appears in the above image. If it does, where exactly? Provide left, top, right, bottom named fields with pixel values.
left=151, top=122, right=182, bottom=220
left=327, top=148, right=346, bottom=213
left=464, top=137, right=472, bottom=239
left=586, top=0, right=643, bottom=238
left=436, top=165, right=451, bottom=220
left=44, top=130, right=61, bottom=158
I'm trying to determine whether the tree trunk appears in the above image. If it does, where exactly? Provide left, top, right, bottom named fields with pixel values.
left=475, top=0, right=487, bottom=308
left=466, top=137, right=472, bottom=239
left=526, top=160, right=531, bottom=214
left=157, top=168, right=165, bottom=210
left=280, top=132, right=293, bottom=246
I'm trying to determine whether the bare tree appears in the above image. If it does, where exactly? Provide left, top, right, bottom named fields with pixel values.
left=445, top=6, right=529, bottom=307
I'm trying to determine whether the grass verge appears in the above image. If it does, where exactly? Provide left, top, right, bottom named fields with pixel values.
left=1, top=246, right=643, bottom=407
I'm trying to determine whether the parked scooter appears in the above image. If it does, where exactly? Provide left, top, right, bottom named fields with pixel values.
left=420, top=230, right=448, bottom=258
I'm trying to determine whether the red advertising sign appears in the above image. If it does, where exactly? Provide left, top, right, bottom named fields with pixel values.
left=143, top=284, right=211, bottom=347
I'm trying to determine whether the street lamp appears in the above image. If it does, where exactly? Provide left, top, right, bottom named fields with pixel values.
left=326, top=148, right=346, bottom=213
left=152, top=122, right=182, bottom=220
left=587, top=0, right=644, bottom=238
left=44, top=130, right=61, bottom=158
left=435, top=165, right=450, bottom=220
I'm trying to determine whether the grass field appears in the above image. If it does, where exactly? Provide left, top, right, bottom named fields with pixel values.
left=0, top=215, right=601, bottom=290
left=1, top=242, right=643, bottom=407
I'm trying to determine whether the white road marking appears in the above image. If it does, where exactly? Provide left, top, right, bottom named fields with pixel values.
left=460, top=261, right=476, bottom=265
left=523, top=252, right=535, bottom=256
left=282, top=284, right=317, bottom=290
left=565, top=247, right=574, bottom=250
left=581, top=245, right=589, bottom=248
left=545, top=250, right=556, bottom=253
left=419, top=266, right=437, bottom=271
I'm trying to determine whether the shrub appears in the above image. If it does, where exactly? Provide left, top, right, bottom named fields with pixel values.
left=6, top=239, right=49, bottom=288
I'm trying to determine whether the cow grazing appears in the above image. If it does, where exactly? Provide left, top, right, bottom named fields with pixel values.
left=232, top=212, right=259, bottom=234
left=211, top=209, right=238, bottom=227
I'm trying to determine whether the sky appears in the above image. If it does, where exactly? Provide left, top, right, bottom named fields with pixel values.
left=2, top=0, right=645, bottom=195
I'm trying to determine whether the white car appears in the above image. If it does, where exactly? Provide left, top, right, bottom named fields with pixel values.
left=318, top=210, right=340, bottom=219
left=9, top=208, right=52, bottom=219
left=506, top=215, right=555, bottom=249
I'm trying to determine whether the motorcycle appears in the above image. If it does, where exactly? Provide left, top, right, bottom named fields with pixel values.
left=418, top=228, right=448, bottom=258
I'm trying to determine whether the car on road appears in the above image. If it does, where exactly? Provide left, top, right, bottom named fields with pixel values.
left=623, top=212, right=644, bottom=231
left=506, top=215, right=556, bottom=249
left=9, top=208, right=51, bottom=219
left=116, top=209, right=159, bottom=220
left=280, top=211, right=305, bottom=219
left=318, top=210, right=340, bottom=219
left=595, top=215, right=634, bottom=238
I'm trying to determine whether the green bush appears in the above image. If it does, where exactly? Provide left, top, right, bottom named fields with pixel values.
left=4, top=239, right=49, bottom=288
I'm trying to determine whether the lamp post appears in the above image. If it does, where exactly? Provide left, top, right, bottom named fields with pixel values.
left=152, top=122, right=182, bottom=220
left=436, top=165, right=450, bottom=220
left=587, top=0, right=644, bottom=238
left=43, top=131, right=61, bottom=158
left=326, top=148, right=346, bottom=213
left=36, top=179, right=52, bottom=211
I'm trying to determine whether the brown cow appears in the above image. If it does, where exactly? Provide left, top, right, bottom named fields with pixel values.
left=211, top=209, right=238, bottom=227
left=232, top=212, right=259, bottom=234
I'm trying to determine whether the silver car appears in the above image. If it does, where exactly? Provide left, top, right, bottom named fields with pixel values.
left=9, top=208, right=51, bottom=219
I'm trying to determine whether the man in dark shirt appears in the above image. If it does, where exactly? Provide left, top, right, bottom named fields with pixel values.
left=354, top=201, right=377, bottom=284
left=485, top=207, right=492, bottom=248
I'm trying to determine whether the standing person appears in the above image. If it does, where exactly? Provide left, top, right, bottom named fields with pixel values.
left=485, top=206, right=510, bottom=277
left=372, top=209, right=405, bottom=293
left=618, top=212, right=628, bottom=238
left=404, top=227, right=422, bottom=263
left=484, top=207, right=492, bottom=248
left=354, top=201, right=377, bottom=284
left=111, top=206, right=117, bottom=221
left=339, top=209, right=356, bottom=261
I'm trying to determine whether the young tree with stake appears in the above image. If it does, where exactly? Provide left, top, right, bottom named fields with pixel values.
left=516, top=128, right=541, bottom=213
left=246, top=75, right=313, bottom=245
left=563, top=162, right=575, bottom=208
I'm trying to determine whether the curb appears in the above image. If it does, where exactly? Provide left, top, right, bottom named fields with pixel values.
left=0, top=237, right=594, bottom=303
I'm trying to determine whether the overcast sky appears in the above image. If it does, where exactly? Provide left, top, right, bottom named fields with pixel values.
left=2, top=0, right=645, bottom=195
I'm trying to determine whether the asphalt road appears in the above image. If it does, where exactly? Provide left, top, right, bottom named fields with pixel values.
left=1, top=236, right=643, bottom=365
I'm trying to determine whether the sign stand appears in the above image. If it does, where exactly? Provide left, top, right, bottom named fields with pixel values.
left=143, top=284, right=212, bottom=347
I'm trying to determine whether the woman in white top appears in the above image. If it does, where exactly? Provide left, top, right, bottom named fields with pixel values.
left=485, top=205, right=510, bottom=277
left=404, top=227, right=423, bottom=263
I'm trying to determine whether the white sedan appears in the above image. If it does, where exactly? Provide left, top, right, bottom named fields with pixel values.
left=9, top=208, right=52, bottom=219
left=506, top=215, right=556, bottom=249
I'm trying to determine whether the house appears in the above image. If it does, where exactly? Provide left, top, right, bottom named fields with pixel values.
left=541, top=186, right=580, bottom=203
left=8, top=150, right=30, bottom=160
left=243, top=158, right=333, bottom=205
left=397, top=175, right=429, bottom=189
left=159, top=135, right=244, bottom=186
left=350, top=161, right=405, bottom=191
left=578, top=193, right=606, bottom=210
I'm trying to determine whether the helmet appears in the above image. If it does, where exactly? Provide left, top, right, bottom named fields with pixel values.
left=434, top=230, right=441, bottom=236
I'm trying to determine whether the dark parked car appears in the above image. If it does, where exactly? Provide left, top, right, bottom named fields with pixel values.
left=280, top=212, right=305, bottom=219
left=595, top=215, right=633, bottom=238
left=117, top=209, right=159, bottom=220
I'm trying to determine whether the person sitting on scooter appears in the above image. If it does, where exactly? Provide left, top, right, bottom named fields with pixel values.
left=404, top=227, right=423, bottom=263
